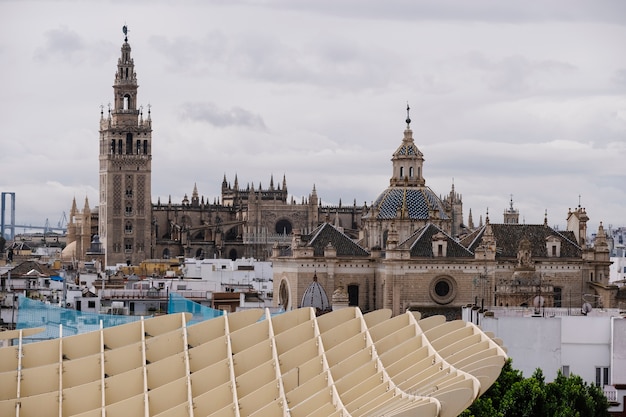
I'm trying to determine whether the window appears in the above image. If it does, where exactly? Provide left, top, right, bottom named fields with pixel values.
left=552, top=245, right=557, bottom=256
left=348, top=284, right=359, bottom=306
left=430, top=276, right=457, bottom=305
left=123, top=94, right=129, bottom=110
left=125, top=242, right=133, bottom=253
left=409, top=167, right=414, bottom=177
left=562, top=365, right=570, bottom=377
left=125, top=204, right=133, bottom=216
left=136, top=140, right=141, bottom=154
left=125, top=221, right=133, bottom=234
left=435, top=280, right=450, bottom=297
left=438, top=244, right=443, bottom=256
left=275, top=219, right=293, bottom=235
left=399, top=167, right=404, bottom=177
left=554, top=287, right=562, bottom=308
left=596, top=367, right=610, bottom=387
left=126, top=133, right=133, bottom=154
left=143, top=140, right=148, bottom=155
left=88, top=300, right=96, bottom=309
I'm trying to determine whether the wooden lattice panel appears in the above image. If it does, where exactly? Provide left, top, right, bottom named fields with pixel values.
left=0, top=307, right=506, bottom=417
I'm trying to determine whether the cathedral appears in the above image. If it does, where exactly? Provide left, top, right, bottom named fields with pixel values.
left=271, top=114, right=615, bottom=318
left=65, top=31, right=363, bottom=267
left=65, top=31, right=616, bottom=316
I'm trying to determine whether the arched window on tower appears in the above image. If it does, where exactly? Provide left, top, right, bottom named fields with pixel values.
left=417, top=167, right=421, bottom=178
left=125, top=221, right=133, bottom=234
left=110, top=140, right=116, bottom=154
left=143, top=140, right=148, bottom=155
left=117, top=139, right=123, bottom=154
left=400, top=167, right=404, bottom=178
left=409, top=167, right=414, bottom=178
left=126, top=133, right=133, bottom=155
left=136, top=140, right=141, bottom=155
left=123, top=94, right=130, bottom=110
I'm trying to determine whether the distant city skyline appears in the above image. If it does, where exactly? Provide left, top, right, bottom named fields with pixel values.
left=1, top=0, right=625, bottom=234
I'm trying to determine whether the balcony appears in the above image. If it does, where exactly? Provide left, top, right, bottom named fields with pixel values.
left=100, top=289, right=209, bottom=300
left=604, top=385, right=618, bottom=403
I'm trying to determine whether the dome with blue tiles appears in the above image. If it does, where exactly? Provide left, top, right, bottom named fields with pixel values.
left=362, top=106, right=462, bottom=249
left=368, top=186, right=449, bottom=220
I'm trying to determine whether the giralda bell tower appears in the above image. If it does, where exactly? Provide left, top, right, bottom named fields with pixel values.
left=99, top=26, right=152, bottom=266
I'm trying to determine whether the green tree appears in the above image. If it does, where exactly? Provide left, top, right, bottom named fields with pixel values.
left=461, top=360, right=610, bottom=417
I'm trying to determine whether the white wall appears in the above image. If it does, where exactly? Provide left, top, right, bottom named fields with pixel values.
left=613, top=318, right=626, bottom=385
left=480, top=315, right=615, bottom=385
left=480, top=316, right=562, bottom=380
left=561, top=316, right=611, bottom=384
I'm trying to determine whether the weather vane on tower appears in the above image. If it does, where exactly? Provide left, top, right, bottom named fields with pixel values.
left=123, top=25, right=129, bottom=42
left=406, top=102, right=411, bottom=128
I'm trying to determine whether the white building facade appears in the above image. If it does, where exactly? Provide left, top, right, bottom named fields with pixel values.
left=467, top=307, right=626, bottom=414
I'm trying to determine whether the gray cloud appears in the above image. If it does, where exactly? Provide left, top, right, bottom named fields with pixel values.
left=34, top=26, right=86, bottom=63
left=148, top=30, right=402, bottom=92
left=465, top=52, right=577, bottom=94
left=612, top=69, right=626, bottom=87
left=179, top=102, right=267, bottom=130
left=1, top=0, right=625, bottom=232
left=262, top=0, right=626, bottom=25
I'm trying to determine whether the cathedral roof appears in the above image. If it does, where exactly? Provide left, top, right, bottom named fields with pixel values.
left=302, top=223, right=370, bottom=257
left=462, top=223, right=582, bottom=258
left=399, top=223, right=474, bottom=257
left=365, top=186, right=449, bottom=220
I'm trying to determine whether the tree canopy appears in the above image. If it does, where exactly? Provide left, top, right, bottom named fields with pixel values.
left=461, top=359, right=610, bottom=417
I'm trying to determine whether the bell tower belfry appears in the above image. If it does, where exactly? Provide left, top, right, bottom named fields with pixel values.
left=390, top=105, right=425, bottom=187
left=99, top=26, right=152, bottom=266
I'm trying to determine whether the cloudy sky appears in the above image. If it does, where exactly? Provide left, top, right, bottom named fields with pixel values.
left=1, top=0, right=625, bottom=237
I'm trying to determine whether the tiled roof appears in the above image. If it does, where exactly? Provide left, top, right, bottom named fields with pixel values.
left=306, top=223, right=370, bottom=257
left=465, top=224, right=582, bottom=258
left=1, top=261, right=58, bottom=278
left=399, top=224, right=475, bottom=258
left=365, top=187, right=448, bottom=220
left=394, top=141, right=421, bottom=156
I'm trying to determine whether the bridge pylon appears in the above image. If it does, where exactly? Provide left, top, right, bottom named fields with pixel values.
left=1, top=192, right=16, bottom=241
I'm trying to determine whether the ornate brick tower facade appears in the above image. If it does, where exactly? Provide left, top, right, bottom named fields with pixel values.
left=99, top=27, right=152, bottom=266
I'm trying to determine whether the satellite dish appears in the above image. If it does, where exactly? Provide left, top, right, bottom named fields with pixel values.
left=533, top=296, right=545, bottom=308
left=582, top=302, right=593, bottom=315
